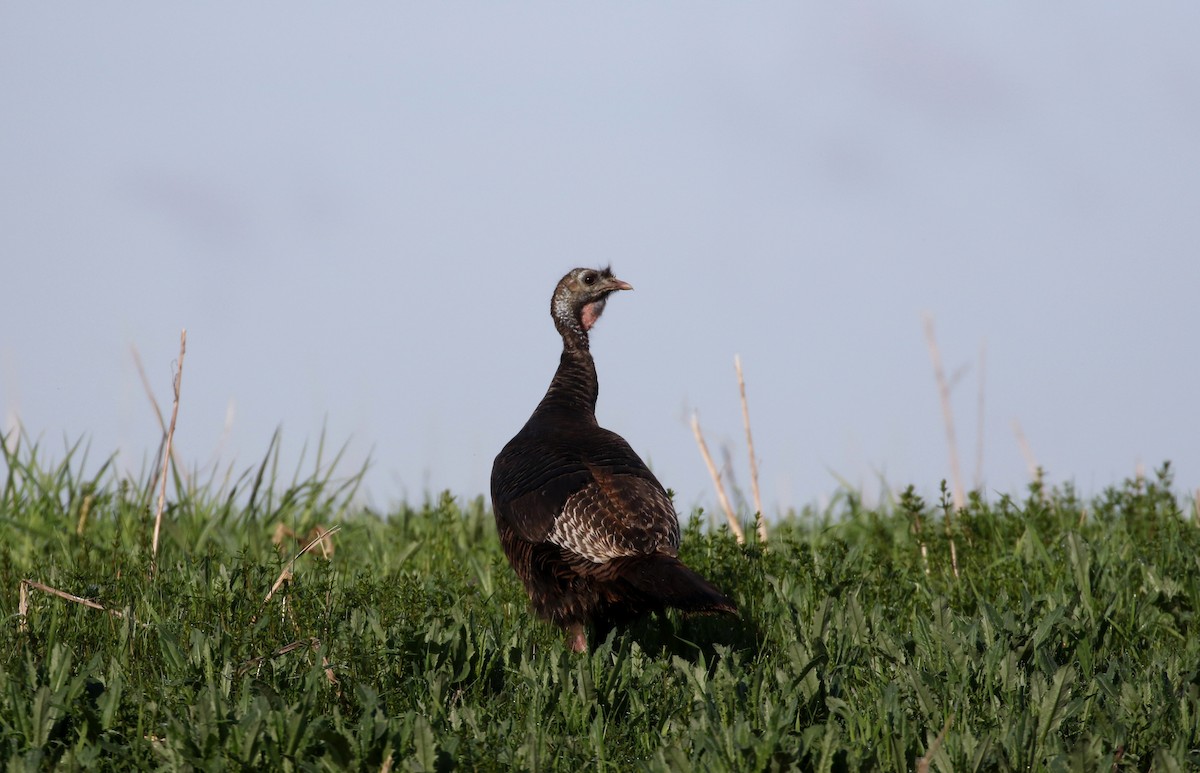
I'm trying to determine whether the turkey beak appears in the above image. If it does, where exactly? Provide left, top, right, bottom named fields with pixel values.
left=612, top=279, right=633, bottom=292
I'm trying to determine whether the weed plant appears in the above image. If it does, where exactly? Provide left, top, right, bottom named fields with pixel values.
left=1, top=438, right=1198, bottom=771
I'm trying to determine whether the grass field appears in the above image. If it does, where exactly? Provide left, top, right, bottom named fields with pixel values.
left=2, top=437, right=1198, bottom=771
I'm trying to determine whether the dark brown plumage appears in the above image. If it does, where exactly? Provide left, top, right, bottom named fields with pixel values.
left=491, top=267, right=737, bottom=652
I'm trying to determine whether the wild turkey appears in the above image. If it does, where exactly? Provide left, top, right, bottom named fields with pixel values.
left=491, top=267, right=737, bottom=652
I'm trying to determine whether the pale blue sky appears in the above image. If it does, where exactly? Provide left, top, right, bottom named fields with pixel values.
left=2, top=5, right=1198, bottom=511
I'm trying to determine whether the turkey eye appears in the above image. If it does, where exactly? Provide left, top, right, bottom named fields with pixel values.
left=583, top=273, right=597, bottom=285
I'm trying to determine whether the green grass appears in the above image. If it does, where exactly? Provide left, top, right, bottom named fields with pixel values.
left=2, top=437, right=1199, bottom=771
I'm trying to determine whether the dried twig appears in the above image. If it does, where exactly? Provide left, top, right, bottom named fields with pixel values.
left=922, top=314, right=965, bottom=511
left=690, top=412, right=744, bottom=544
left=151, top=330, right=187, bottom=569
left=18, top=579, right=128, bottom=633
left=735, top=355, right=767, bottom=543
left=22, top=579, right=116, bottom=613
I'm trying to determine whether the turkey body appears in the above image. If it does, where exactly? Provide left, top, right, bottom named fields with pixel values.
left=491, top=267, right=736, bottom=652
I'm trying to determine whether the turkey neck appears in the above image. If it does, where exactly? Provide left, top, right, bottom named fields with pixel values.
left=532, top=334, right=600, bottom=423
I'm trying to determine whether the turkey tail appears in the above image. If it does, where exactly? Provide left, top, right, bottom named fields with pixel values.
left=617, top=555, right=738, bottom=615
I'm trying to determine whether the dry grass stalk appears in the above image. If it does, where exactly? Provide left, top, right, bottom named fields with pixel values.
left=306, top=525, right=336, bottom=559
left=922, top=314, right=962, bottom=579
left=75, top=493, right=94, bottom=536
left=1011, top=419, right=1038, bottom=480
left=264, top=568, right=294, bottom=607
left=974, top=339, right=986, bottom=490
left=237, top=637, right=338, bottom=686
left=151, top=329, right=187, bottom=568
left=945, top=515, right=960, bottom=579
left=132, top=344, right=187, bottom=488
left=915, top=714, right=953, bottom=773
left=322, top=654, right=339, bottom=688
left=264, top=524, right=343, bottom=607
left=18, top=579, right=127, bottom=632
left=1194, top=489, right=1199, bottom=526
left=911, top=509, right=930, bottom=576
left=690, top=412, right=745, bottom=544
left=921, top=314, right=965, bottom=511
left=734, top=355, right=767, bottom=543
left=273, top=523, right=338, bottom=559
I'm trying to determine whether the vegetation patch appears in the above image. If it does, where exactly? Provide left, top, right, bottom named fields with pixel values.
left=2, top=440, right=1198, bottom=770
